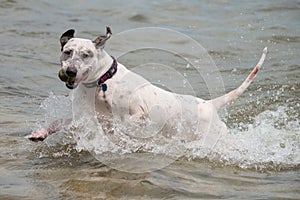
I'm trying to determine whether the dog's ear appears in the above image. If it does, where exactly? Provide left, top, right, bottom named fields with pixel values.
left=60, top=29, right=75, bottom=51
left=93, top=26, right=112, bottom=49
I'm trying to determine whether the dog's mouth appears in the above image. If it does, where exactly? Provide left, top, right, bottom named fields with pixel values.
left=66, top=80, right=78, bottom=89
left=58, top=69, right=89, bottom=89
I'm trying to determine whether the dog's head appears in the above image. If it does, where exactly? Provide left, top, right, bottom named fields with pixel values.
left=59, top=26, right=112, bottom=89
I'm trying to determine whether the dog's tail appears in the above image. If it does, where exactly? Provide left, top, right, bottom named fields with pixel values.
left=210, top=47, right=267, bottom=110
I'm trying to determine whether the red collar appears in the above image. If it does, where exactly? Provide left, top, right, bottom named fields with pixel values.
left=83, top=56, right=118, bottom=90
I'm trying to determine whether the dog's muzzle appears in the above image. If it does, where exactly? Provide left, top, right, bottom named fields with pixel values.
left=66, top=66, right=77, bottom=78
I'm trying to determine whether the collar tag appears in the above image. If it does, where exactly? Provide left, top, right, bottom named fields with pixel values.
left=99, top=83, right=107, bottom=92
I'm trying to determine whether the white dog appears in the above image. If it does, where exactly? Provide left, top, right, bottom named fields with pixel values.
left=28, top=26, right=267, bottom=142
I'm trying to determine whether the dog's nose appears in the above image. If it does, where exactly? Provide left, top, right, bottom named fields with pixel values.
left=66, top=67, right=77, bottom=77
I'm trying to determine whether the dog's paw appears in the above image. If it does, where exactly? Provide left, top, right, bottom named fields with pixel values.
left=27, top=130, right=48, bottom=142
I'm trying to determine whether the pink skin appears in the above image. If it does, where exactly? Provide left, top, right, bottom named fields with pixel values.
left=27, top=130, right=49, bottom=141
left=248, top=66, right=259, bottom=81
left=28, top=120, right=63, bottom=142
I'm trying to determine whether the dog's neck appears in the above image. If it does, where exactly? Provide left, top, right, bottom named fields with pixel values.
left=85, top=50, right=114, bottom=83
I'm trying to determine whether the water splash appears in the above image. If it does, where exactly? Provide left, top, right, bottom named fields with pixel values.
left=187, top=106, right=299, bottom=171
left=36, top=94, right=299, bottom=171
left=38, top=92, right=72, bottom=128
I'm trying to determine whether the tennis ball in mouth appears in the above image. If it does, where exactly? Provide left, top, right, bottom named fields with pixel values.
left=58, top=69, right=68, bottom=82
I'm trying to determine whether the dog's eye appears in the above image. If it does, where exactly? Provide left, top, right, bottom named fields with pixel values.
left=64, top=50, right=72, bottom=56
left=82, top=53, right=89, bottom=59
left=82, top=51, right=93, bottom=59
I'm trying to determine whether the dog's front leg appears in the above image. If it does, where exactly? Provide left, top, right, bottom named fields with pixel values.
left=28, top=119, right=71, bottom=142
left=129, top=104, right=147, bottom=121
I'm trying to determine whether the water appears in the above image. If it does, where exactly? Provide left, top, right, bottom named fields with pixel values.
left=1, top=0, right=299, bottom=199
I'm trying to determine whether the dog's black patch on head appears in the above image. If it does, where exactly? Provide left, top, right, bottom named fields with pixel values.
left=60, top=29, right=75, bottom=51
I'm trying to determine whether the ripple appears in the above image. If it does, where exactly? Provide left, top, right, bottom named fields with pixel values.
left=258, top=35, right=300, bottom=44
left=129, top=14, right=149, bottom=23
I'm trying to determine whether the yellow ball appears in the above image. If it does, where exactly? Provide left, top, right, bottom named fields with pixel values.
left=58, top=69, right=68, bottom=82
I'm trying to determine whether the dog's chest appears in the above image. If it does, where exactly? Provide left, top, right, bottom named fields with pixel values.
left=95, top=88, right=113, bottom=114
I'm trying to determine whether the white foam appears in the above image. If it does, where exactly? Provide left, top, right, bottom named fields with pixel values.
left=39, top=94, right=299, bottom=171
left=186, top=106, right=299, bottom=170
